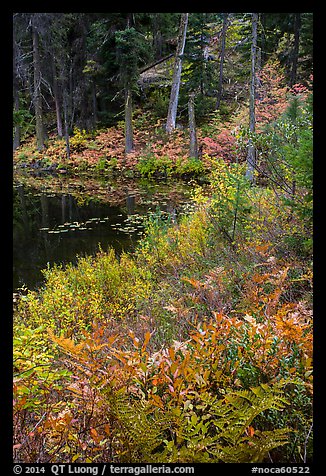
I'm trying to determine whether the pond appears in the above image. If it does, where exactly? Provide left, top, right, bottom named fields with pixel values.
left=13, top=174, right=194, bottom=291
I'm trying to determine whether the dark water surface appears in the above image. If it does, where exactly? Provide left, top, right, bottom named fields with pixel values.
left=13, top=176, right=193, bottom=290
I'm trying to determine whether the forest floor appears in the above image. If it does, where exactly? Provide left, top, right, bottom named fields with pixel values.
left=13, top=105, right=245, bottom=182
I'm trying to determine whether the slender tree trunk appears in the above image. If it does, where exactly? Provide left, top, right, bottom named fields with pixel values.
left=290, top=13, right=301, bottom=87
left=13, top=28, right=21, bottom=150
left=216, top=13, right=228, bottom=110
left=52, top=60, right=63, bottom=137
left=32, top=25, right=45, bottom=150
left=246, top=13, right=258, bottom=183
left=54, top=93, right=63, bottom=138
left=63, top=90, right=70, bottom=160
left=125, top=87, right=134, bottom=154
left=152, top=13, right=163, bottom=59
left=188, top=92, right=198, bottom=158
left=92, top=79, right=97, bottom=128
left=166, top=13, right=188, bottom=133
left=13, top=84, right=20, bottom=150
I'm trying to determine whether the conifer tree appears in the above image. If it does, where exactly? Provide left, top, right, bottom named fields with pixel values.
left=31, top=14, right=46, bottom=150
left=115, top=17, right=148, bottom=153
left=216, top=13, right=229, bottom=110
left=246, top=12, right=258, bottom=183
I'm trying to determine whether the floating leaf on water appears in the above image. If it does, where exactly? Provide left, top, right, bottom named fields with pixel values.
left=60, top=229, right=68, bottom=233
left=39, top=227, right=49, bottom=231
left=79, top=227, right=87, bottom=230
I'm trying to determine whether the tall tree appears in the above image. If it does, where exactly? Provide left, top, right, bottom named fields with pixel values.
left=245, top=12, right=258, bottom=183
left=115, top=25, right=138, bottom=154
left=124, top=87, right=134, bottom=153
left=166, top=13, right=188, bottom=133
left=31, top=15, right=46, bottom=150
left=216, top=13, right=229, bottom=110
left=290, top=13, right=301, bottom=87
left=188, top=91, right=198, bottom=158
left=13, top=25, right=21, bottom=150
left=115, top=14, right=150, bottom=154
left=51, top=57, right=63, bottom=137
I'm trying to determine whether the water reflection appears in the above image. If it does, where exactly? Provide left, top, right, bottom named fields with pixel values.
left=13, top=181, right=191, bottom=290
left=13, top=186, right=141, bottom=290
left=126, top=194, right=136, bottom=215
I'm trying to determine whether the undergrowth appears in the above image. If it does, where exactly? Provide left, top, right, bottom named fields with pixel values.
left=14, top=179, right=313, bottom=463
left=13, top=68, right=313, bottom=464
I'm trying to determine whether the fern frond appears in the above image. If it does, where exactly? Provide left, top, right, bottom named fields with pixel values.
left=216, top=383, right=289, bottom=444
left=215, top=428, right=289, bottom=463
left=104, top=389, right=170, bottom=462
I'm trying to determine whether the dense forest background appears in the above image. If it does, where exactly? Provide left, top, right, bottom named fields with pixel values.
left=13, top=13, right=312, bottom=150
left=12, top=12, right=314, bottom=466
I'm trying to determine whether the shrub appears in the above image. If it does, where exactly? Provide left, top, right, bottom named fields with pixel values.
left=69, top=127, right=91, bottom=152
left=175, top=156, right=205, bottom=176
left=136, top=154, right=174, bottom=178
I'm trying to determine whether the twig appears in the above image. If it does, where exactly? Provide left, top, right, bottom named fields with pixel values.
left=16, top=412, right=47, bottom=449
left=303, top=422, right=313, bottom=463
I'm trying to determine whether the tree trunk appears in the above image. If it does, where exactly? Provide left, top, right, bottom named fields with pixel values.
left=166, top=13, right=189, bottom=133
left=32, top=25, right=45, bottom=150
left=216, top=13, right=228, bottom=110
left=52, top=59, right=63, bottom=137
left=125, top=88, right=134, bottom=154
left=188, top=92, right=198, bottom=158
left=13, top=28, right=21, bottom=150
left=290, top=13, right=301, bottom=87
left=245, top=13, right=258, bottom=183
left=92, top=79, right=97, bottom=128
left=13, top=83, right=20, bottom=150
left=152, top=13, right=163, bottom=59
left=63, top=90, right=70, bottom=160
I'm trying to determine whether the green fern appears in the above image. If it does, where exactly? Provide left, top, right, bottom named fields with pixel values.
left=102, top=382, right=290, bottom=463
left=215, top=428, right=289, bottom=463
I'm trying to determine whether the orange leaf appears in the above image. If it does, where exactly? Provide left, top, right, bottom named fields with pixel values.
left=142, top=331, right=151, bottom=351
left=247, top=426, right=255, bottom=437
left=150, top=394, right=164, bottom=409
left=168, top=347, right=175, bottom=361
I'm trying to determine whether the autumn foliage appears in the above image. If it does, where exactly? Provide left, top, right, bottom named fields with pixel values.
left=13, top=195, right=313, bottom=463
left=13, top=62, right=313, bottom=464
